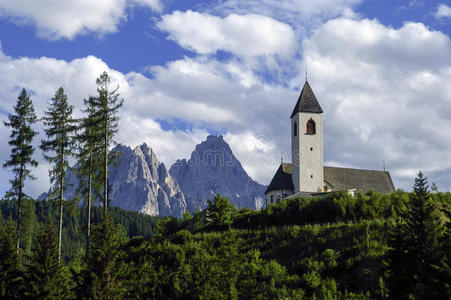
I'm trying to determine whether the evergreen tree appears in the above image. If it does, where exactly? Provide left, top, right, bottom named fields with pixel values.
left=0, top=216, right=23, bottom=299
left=40, top=87, right=77, bottom=262
left=87, top=72, right=123, bottom=215
left=85, top=213, right=128, bottom=299
left=387, top=171, right=447, bottom=299
left=75, top=95, right=103, bottom=259
left=3, top=88, right=38, bottom=251
left=26, top=218, right=73, bottom=299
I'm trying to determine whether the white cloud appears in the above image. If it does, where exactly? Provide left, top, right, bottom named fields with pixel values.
left=157, top=10, right=296, bottom=57
left=0, top=46, right=292, bottom=197
left=435, top=4, right=451, bottom=19
left=2, top=14, right=451, bottom=197
left=301, top=18, right=451, bottom=185
left=209, top=0, right=362, bottom=30
left=0, top=0, right=162, bottom=40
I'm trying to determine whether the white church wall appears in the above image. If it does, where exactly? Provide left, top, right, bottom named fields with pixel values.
left=292, top=113, right=324, bottom=193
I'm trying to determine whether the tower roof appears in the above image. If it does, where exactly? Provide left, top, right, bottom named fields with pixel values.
left=264, top=163, right=294, bottom=194
left=290, top=81, right=323, bottom=118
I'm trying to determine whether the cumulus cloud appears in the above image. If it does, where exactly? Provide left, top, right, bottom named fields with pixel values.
left=435, top=4, right=451, bottom=19
left=2, top=14, right=451, bottom=197
left=209, top=0, right=362, bottom=30
left=0, top=0, right=162, bottom=40
left=0, top=47, right=290, bottom=197
left=301, top=18, right=451, bottom=185
left=157, top=10, right=296, bottom=57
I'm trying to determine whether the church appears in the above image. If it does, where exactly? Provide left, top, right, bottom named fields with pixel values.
left=265, top=81, right=395, bottom=204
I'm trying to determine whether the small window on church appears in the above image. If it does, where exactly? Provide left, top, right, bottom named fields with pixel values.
left=306, top=119, right=316, bottom=134
left=294, top=122, right=297, bottom=137
left=270, top=195, right=274, bottom=203
left=310, top=147, right=313, bottom=151
left=310, top=174, right=313, bottom=179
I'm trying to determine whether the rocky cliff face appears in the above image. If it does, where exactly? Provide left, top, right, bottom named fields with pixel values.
left=169, top=135, right=266, bottom=212
left=39, top=143, right=187, bottom=217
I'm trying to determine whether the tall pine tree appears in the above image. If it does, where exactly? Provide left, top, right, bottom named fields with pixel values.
left=76, top=95, right=103, bottom=259
left=87, top=72, right=123, bottom=215
left=387, top=171, right=447, bottom=298
left=3, top=88, right=38, bottom=252
left=40, top=87, right=77, bottom=262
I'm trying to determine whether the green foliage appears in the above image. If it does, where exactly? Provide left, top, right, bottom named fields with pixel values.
left=3, top=88, right=38, bottom=250
left=0, top=216, right=23, bottom=299
left=84, top=214, right=128, bottom=299
left=0, top=199, right=159, bottom=261
left=40, top=87, right=77, bottom=192
left=1, top=173, right=450, bottom=298
left=25, top=218, right=74, bottom=299
left=20, top=198, right=37, bottom=256
left=76, top=94, right=104, bottom=259
left=40, top=87, right=78, bottom=261
left=387, top=172, right=448, bottom=299
left=206, top=194, right=237, bottom=229
left=233, top=190, right=410, bottom=229
left=86, top=71, right=124, bottom=212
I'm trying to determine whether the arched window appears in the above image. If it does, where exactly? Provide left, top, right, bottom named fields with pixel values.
left=306, top=119, right=316, bottom=134
left=293, top=122, right=297, bottom=137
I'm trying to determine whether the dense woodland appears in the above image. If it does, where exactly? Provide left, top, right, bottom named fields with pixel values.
left=1, top=72, right=450, bottom=298
left=0, top=175, right=450, bottom=299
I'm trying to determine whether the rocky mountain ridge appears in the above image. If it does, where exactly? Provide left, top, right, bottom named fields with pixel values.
left=39, top=143, right=187, bottom=217
left=169, top=135, right=266, bottom=212
left=39, top=135, right=267, bottom=216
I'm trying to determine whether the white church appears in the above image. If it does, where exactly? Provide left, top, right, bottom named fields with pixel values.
left=265, top=81, right=395, bottom=204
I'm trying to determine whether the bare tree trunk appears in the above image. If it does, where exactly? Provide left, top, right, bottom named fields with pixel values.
left=58, top=149, right=64, bottom=263
left=86, top=150, right=93, bottom=259
left=16, top=165, right=24, bottom=255
left=104, top=122, right=108, bottom=216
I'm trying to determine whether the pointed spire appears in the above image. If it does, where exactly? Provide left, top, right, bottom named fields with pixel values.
left=290, top=81, right=323, bottom=118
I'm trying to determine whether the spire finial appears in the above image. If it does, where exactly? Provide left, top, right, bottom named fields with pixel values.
left=305, top=65, right=308, bottom=82
left=281, top=152, right=283, bottom=164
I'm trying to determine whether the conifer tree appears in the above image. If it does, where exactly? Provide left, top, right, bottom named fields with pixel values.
left=387, top=171, right=447, bottom=298
left=76, top=96, right=103, bottom=259
left=85, top=213, right=128, bottom=299
left=0, top=216, right=23, bottom=299
left=87, top=72, right=123, bottom=215
left=26, top=218, right=72, bottom=299
left=3, top=88, right=38, bottom=251
left=40, top=87, right=77, bottom=262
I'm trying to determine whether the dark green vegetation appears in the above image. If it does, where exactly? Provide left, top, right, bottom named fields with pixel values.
left=1, top=173, right=450, bottom=299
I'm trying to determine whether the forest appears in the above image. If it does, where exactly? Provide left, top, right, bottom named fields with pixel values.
left=1, top=72, right=450, bottom=298
left=1, top=174, right=450, bottom=299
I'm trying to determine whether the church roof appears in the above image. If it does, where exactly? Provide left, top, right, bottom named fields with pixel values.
left=290, top=81, right=323, bottom=118
left=264, top=163, right=294, bottom=194
left=324, top=166, right=395, bottom=194
left=265, top=164, right=395, bottom=194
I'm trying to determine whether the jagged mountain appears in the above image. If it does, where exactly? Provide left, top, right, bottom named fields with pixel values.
left=169, top=135, right=266, bottom=212
left=39, top=143, right=187, bottom=217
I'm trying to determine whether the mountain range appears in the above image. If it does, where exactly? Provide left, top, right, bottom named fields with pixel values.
left=39, top=135, right=267, bottom=217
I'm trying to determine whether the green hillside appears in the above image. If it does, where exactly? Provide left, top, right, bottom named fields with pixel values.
left=0, top=174, right=450, bottom=299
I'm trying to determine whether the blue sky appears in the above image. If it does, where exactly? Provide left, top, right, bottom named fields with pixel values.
left=0, top=0, right=451, bottom=197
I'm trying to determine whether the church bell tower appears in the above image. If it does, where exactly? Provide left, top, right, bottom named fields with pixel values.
left=291, top=81, right=324, bottom=193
